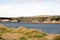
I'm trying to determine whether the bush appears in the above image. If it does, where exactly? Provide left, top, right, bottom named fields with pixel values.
left=53, top=35, right=60, bottom=40
left=19, top=37, right=27, bottom=40
left=0, top=37, right=5, bottom=40
left=28, top=33, right=46, bottom=38
left=0, top=33, right=5, bottom=40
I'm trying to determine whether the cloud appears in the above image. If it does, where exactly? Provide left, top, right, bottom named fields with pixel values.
left=0, top=1, right=60, bottom=17
left=16, top=0, right=24, bottom=3
left=16, top=0, right=43, bottom=3
left=56, top=0, right=60, bottom=2
left=33, top=0, right=42, bottom=2
left=0, top=5, right=17, bottom=17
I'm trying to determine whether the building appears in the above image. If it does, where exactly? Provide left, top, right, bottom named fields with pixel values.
left=11, top=19, right=18, bottom=22
left=2, top=19, right=10, bottom=22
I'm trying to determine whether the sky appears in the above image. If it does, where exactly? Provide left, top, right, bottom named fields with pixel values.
left=0, top=0, right=60, bottom=17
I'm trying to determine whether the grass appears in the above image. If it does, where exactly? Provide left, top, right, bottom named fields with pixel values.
left=0, top=24, right=60, bottom=40
left=19, top=37, right=27, bottom=40
left=53, top=35, right=60, bottom=40
left=0, top=25, right=46, bottom=40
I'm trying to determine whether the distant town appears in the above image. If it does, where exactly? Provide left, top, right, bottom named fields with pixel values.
left=0, top=15, right=60, bottom=23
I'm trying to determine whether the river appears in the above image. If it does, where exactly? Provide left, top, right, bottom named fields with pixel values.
left=0, top=22, right=60, bottom=34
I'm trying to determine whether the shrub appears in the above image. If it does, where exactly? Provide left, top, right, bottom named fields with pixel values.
left=0, top=37, right=5, bottom=40
left=0, top=33, right=5, bottom=40
left=53, top=35, right=60, bottom=40
left=13, top=39, right=17, bottom=40
left=28, top=33, right=46, bottom=38
left=19, top=37, right=27, bottom=40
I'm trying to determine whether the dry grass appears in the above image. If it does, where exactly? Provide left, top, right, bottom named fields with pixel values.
left=0, top=25, right=60, bottom=40
left=0, top=25, right=46, bottom=40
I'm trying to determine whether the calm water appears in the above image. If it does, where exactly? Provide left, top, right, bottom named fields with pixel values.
left=0, top=22, right=60, bottom=34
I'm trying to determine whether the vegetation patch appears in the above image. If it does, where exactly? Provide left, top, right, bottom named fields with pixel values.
left=0, top=25, right=47, bottom=40
left=53, top=35, right=60, bottom=40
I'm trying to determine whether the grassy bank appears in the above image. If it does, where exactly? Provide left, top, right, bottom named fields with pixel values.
left=0, top=24, right=60, bottom=40
left=0, top=25, right=46, bottom=40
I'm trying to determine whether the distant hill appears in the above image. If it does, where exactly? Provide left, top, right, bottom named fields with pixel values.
left=32, top=15, right=50, bottom=18
left=32, top=15, right=60, bottom=18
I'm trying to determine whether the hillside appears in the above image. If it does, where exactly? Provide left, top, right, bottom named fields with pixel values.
left=0, top=15, right=60, bottom=23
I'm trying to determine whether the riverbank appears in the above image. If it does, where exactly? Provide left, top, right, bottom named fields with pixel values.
left=0, top=25, right=46, bottom=40
left=0, top=25, right=60, bottom=40
left=1, top=33, right=60, bottom=40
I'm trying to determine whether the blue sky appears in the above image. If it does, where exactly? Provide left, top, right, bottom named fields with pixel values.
left=0, top=0, right=60, bottom=17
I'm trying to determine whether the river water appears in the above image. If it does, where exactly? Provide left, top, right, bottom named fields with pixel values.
left=0, top=22, right=60, bottom=34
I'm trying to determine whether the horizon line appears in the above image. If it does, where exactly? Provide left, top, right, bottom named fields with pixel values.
left=0, top=15, right=60, bottom=18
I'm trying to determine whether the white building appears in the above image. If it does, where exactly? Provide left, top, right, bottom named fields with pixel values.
left=2, top=19, right=10, bottom=22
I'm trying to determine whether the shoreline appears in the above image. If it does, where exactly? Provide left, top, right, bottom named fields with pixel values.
left=0, top=22, right=60, bottom=24
left=0, top=25, right=60, bottom=40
